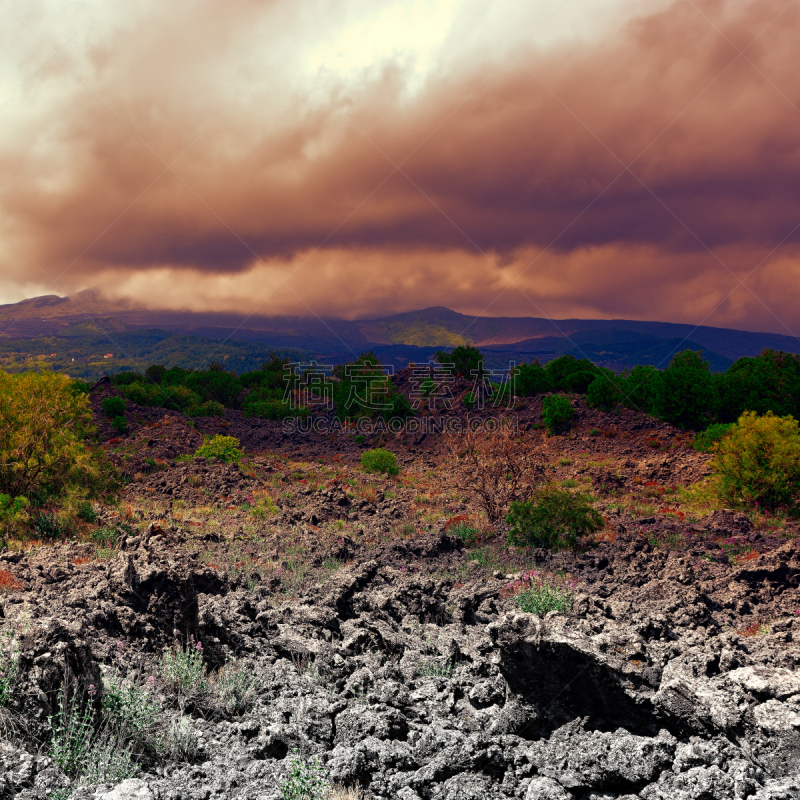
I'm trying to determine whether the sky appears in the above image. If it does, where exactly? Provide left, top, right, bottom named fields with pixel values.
left=1, top=0, right=799, bottom=336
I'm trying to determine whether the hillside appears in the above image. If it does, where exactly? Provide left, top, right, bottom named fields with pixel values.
left=2, top=293, right=798, bottom=373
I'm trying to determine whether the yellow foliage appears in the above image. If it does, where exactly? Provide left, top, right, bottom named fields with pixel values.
left=0, top=370, right=101, bottom=498
left=714, top=410, right=800, bottom=509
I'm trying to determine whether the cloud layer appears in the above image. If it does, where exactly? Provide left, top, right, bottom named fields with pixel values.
left=1, top=0, right=799, bottom=335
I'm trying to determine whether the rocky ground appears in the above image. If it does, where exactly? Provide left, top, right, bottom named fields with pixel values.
left=1, top=388, right=799, bottom=799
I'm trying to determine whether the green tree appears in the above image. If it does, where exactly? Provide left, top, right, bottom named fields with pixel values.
left=652, top=350, right=717, bottom=430
left=0, top=371, right=103, bottom=498
left=586, top=371, right=619, bottom=410
left=435, top=345, right=484, bottom=379
left=716, top=349, right=800, bottom=423
left=514, top=361, right=553, bottom=396
left=544, top=355, right=596, bottom=392
left=618, top=364, right=659, bottom=414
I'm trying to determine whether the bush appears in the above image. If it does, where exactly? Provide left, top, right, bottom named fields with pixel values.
left=77, top=500, right=99, bottom=523
left=361, top=448, right=399, bottom=476
left=187, top=400, right=225, bottom=418
left=445, top=426, right=535, bottom=523
left=160, top=637, right=208, bottom=700
left=506, top=487, right=603, bottom=550
left=280, top=753, right=329, bottom=800
left=112, top=415, right=128, bottom=434
left=446, top=521, right=481, bottom=547
left=717, top=349, right=800, bottom=422
left=0, top=370, right=104, bottom=499
left=101, top=396, right=126, bottom=418
left=49, top=684, right=138, bottom=782
left=101, top=667, right=161, bottom=744
left=514, top=575, right=574, bottom=617
left=194, top=435, right=244, bottom=463
left=693, top=423, right=733, bottom=453
left=542, top=394, right=574, bottom=434
left=211, top=659, right=259, bottom=716
left=91, top=526, right=119, bottom=546
left=714, top=411, right=800, bottom=509
left=0, top=494, right=29, bottom=536
left=32, top=509, right=73, bottom=540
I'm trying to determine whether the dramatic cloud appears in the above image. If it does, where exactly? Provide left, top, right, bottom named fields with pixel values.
left=1, top=0, right=799, bottom=335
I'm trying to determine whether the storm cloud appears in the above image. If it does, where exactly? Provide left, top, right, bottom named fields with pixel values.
left=1, top=0, right=799, bottom=335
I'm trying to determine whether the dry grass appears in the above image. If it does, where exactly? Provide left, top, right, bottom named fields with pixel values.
left=324, top=785, right=365, bottom=800
left=737, top=619, right=772, bottom=637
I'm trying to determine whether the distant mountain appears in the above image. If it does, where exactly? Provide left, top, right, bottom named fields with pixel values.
left=1, top=293, right=798, bottom=373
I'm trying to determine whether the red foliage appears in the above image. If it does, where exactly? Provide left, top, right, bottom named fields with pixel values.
left=658, top=507, right=685, bottom=519
left=444, top=514, right=471, bottom=531
left=0, top=569, right=23, bottom=592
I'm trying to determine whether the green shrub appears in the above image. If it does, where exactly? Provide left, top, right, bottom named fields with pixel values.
left=32, top=510, right=74, bottom=540
left=0, top=622, right=23, bottom=705
left=243, top=398, right=304, bottom=420
left=101, top=396, right=126, bottom=418
left=76, top=500, right=98, bottom=523
left=714, top=411, right=800, bottom=509
left=447, top=521, right=481, bottom=547
left=542, top=394, right=574, bottom=434
left=194, top=435, right=244, bottom=463
left=111, top=415, right=128, bottom=434
left=187, top=400, right=225, bottom=417
left=515, top=576, right=574, bottom=617
left=211, top=659, right=259, bottom=716
left=160, top=637, right=208, bottom=700
left=693, top=423, right=733, bottom=453
left=561, top=369, right=597, bottom=394
left=332, top=351, right=414, bottom=422
left=361, top=448, right=399, bottom=476
left=101, top=667, right=161, bottom=743
left=0, top=494, right=29, bottom=535
left=506, top=487, right=603, bottom=550
left=280, top=753, right=329, bottom=800
left=588, top=428, right=601, bottom=437
left=716, top=349, right=800, bottom=423
left=49, top=685, right=139, bottom=782
left=91, top=526, right=119, bottom=546
left=110, top=371, right=144, bottom=387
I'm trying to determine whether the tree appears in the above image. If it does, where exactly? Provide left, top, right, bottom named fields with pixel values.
left=651, top=350, right=717, bottom=430
left=716, top=349, right=800, bottom=423
left=544, top=355, right=595, bottom=391
left=444, top=424, right=537, bottom=523
left=618, top=364, right=659, bottom=414
left=514, top=361, right=553, bottom=396
left=586, top=371, right=619, bottom=410
left=0, top=371, right=102, bottom=498
left=435, top=345, right=484, bottom=379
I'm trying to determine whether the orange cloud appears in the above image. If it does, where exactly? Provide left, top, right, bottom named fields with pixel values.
left=1, top=0, right=799, bottom=333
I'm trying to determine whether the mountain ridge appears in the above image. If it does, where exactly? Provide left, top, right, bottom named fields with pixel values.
left=1, top=294, right=797, bottom=371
